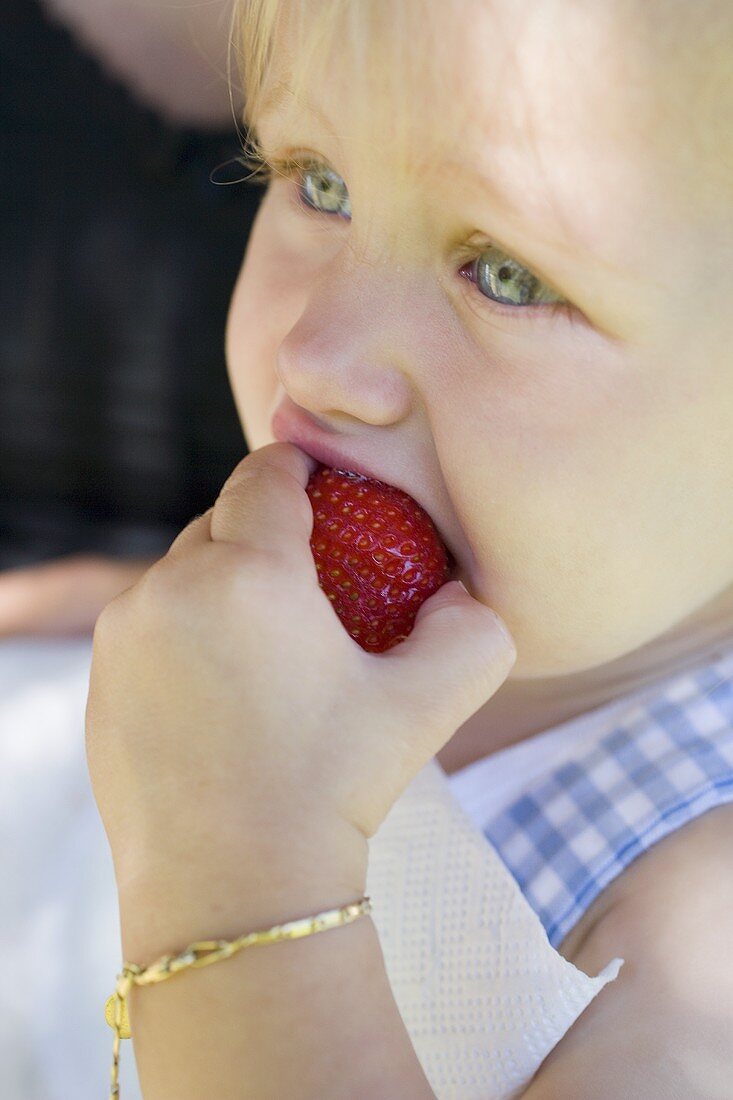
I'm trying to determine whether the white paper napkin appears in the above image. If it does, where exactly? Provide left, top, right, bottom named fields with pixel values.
left=366, top=758, right=623, bottom=1099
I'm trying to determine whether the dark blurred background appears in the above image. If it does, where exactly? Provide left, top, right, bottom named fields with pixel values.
left=1, top=0, right=262, bottom=631
left=0, top=9, right=269, bottom=1094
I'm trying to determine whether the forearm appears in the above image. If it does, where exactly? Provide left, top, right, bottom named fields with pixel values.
left=118, top=838, right=436, bottom=1099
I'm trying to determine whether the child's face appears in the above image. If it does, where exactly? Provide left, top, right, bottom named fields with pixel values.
left=226, top=0, right=733, bottom=680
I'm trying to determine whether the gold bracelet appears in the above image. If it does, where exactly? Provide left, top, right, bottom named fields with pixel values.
left=104, top=894, right=372, bottom=1099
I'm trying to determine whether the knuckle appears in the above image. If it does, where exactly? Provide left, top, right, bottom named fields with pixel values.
left=92, top=589, right=128, bottom=645
left=160, top=542, right=278, bottom=617
left=166, top=510, right=210, bottom=555
left=213, top=544, right=284, bottom=600
left=94, top=555, right=187, bottom=638
left=143, top=554, right=189, bottom=603
left=92, top=539, right=292, bottom=647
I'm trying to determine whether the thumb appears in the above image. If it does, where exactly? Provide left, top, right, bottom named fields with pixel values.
left=382, top=579, right=517, bottom=733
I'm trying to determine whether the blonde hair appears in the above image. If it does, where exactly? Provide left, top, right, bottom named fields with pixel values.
left=226, top=0, right=733, bottom=214
left=227, top=0, right=479, bottom=189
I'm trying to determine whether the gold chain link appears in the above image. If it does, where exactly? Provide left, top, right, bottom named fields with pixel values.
left=104, top=895, right=372, bottom=1099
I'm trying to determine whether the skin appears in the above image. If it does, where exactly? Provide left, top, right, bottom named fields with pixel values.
left=81, top=3, right=733, bottom=1092
left=225, top=0, right=733, bottom=779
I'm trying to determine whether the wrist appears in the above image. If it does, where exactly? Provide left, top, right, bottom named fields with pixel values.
left=117, top=814, right=369, bottom=964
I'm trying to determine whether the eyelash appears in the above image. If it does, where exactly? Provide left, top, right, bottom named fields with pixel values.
left=255, top=155, right=575, bottom=324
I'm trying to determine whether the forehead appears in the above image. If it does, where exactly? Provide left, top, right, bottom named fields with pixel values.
left=264, top=0, right=725, bottom=271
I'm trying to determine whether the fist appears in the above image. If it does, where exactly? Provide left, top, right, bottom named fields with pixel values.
left=85, top=444, right=516, bottom=895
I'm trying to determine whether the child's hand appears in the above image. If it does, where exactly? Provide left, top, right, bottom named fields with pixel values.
left=85, top=443, right=516, bottom=895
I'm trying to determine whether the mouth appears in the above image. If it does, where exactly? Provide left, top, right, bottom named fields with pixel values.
left=270, top=400, right=460, bottom=576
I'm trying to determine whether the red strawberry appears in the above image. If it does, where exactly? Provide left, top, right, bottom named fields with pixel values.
left=306, top=466, right=453, bottom=653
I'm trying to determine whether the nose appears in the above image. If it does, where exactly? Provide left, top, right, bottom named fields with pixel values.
left=275, top=258, right=414, bottom=429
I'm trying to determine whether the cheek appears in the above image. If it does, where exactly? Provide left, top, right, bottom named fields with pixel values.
left=437, top=344, right=733, bottom=679
left=225, top=192, right=313, bottom=447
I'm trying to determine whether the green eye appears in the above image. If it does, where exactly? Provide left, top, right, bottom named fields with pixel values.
left=299, top=163, right=352, bottom=219
left=473, top=246, right=563, bottom=307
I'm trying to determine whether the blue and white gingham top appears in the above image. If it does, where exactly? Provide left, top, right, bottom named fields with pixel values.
left=445, top=642, right=733, bottom=950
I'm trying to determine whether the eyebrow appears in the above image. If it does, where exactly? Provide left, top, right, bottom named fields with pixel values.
left=445, top=152, right=604, bottom=271
left=257, top=81, right=342, bottom=143
left=437, top=156, right=525, bottom=218
left=260, top=84, right=535, bottom=221
left=256, top=81, right=585, bottom=265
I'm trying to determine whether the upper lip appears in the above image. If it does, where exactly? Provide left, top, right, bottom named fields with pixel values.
left=271, top=399, right=395, bottom=486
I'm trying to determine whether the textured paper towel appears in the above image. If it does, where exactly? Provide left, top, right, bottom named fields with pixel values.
left=366, top=758, right=624, bottom=1099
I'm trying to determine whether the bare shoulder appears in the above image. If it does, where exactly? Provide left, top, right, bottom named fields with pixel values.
left=521, top=802, right=733, bottom=1099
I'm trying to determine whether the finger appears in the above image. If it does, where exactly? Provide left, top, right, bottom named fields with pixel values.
left=164, top=507, right=214, bottom=559
left=377, top=580, right=517, bottom=745
left=209, top=443, right=320, bottom=566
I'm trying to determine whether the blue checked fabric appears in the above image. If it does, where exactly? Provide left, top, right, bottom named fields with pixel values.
left=478, top=647, right=733, bottom=949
